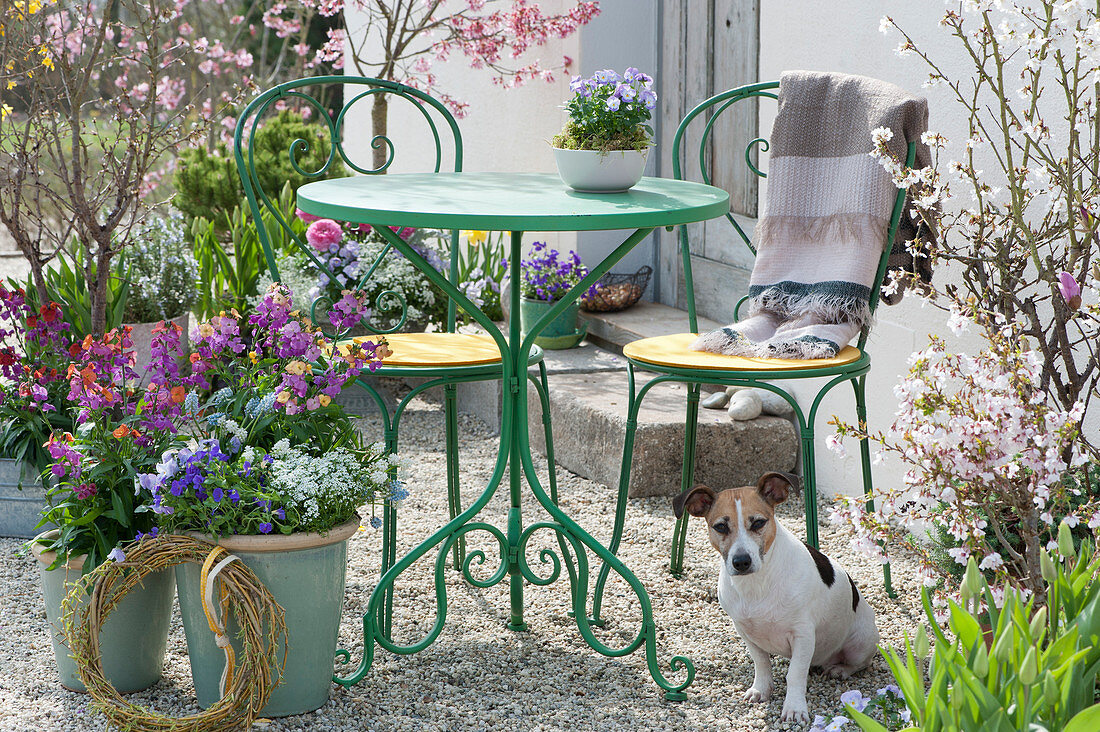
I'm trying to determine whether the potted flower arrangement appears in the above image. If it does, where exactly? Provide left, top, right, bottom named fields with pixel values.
left=262, top=210, right=450, bottom=332
left=143, top=284, right=397, bottom=717
left=122, top=213, right=199, bottom=375
left=0, top=284, right=73, bottom=538
left=31, top=323, right=189, bottom=692
left=516, top=241, right=592, bottom=349
left=551, top=67, right=657, bottom=192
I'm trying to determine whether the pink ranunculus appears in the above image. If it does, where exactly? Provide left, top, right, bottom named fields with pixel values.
left=306, top=218, right=344, bottom=251
left=296, top=208, right=322, bottom=224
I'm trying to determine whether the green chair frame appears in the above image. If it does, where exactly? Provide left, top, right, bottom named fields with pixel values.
left=591, top=81, right=912, bottom=622
left=233, top=76, right=560, bottom=639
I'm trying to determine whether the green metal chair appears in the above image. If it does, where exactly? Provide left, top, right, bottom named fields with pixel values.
left=233, top=76, right=561, bottom=636
left=591, top=81, right=913, bottom=621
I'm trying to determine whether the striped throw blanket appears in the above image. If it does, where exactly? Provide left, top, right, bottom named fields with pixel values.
left=691, top=71, right=932, bottom=359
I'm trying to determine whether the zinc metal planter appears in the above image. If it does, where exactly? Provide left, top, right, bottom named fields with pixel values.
left=32, top=537, right=175, bottom=693
left=0, top=458, right=47, bottom=538
left=175, top=517, right=359, bottom=718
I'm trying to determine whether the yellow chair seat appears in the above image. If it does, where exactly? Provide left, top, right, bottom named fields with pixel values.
left=342, top=332, right=502, bottom=368
left=623, top=332, right=862, bottom=371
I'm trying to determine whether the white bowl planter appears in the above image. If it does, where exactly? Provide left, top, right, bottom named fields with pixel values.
left=553, top=147, right=649, bottom=193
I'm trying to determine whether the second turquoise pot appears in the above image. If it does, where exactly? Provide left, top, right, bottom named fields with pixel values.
left=33, top=537, right=175, bottom=693
left=175, top=517, right=359, bottom=718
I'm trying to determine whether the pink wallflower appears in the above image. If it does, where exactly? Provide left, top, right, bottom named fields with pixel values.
left=306, top=219, right=343, bottom=251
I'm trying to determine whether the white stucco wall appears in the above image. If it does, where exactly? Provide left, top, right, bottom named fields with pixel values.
left=341, top=2, right=581, bottom=253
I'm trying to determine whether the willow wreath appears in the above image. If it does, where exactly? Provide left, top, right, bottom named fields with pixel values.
left=61, top=535, right=288, bottom=732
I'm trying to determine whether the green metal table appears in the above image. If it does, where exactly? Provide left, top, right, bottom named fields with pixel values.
left=297, top=171, right=729, bottom=700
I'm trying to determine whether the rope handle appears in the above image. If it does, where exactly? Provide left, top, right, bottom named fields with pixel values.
left=200, top=546, right=241, bottom=698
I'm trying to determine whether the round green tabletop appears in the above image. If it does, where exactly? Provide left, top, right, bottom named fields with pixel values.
left=295, top=172, right=730, bottom=231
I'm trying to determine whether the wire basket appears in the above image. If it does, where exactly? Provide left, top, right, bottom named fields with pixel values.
left=580, top=265, right=652, bottom=313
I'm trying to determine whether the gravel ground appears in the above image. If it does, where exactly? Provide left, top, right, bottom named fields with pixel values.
left=0, top=391, right=927, bottom=731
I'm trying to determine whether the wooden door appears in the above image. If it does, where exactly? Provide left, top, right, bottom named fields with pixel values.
left=655, top=0, right=760, bottom=322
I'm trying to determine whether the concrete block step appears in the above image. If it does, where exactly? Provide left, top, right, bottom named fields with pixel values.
left=579, top=301, right=724, bottom=355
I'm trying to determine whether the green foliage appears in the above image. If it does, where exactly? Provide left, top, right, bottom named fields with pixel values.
left=173, top=110, right=346, bottom=228
left=852, top=530, right=1100, bottom=732
left=190, top=182, right=305, bottom=318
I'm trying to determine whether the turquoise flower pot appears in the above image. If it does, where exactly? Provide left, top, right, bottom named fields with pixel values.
left=33, top=537, right=175, bottom=693
left=175, top=517, right=359, bottom=718
left=518, top=297, right=586, bottom=349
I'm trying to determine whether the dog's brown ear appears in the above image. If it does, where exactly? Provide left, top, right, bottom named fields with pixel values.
left=756, top=472, right=800, bottom=506
left=673, top=484, right=717, bottom=519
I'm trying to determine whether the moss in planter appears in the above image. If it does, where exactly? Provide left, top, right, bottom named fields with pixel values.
left=551, top=122, right=651, bottom=153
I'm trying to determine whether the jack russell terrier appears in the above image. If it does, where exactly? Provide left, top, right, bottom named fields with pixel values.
left=673, top=472, right=878, bottom=724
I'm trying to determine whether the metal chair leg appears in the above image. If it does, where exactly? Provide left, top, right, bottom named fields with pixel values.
left=530, top=363, right=577, bottom=592
left=591, top=364, right=640, bottom=626
left=380, top=427, right=399, bottom=638
left=443, top=384, right=465, bottom=571
left=800, top=423, right=819, bottom=550
left=669, top=383, right=701, bottom=576
left=853, top=376, right=894, bottom=597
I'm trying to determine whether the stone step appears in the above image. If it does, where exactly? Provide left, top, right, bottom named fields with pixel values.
left=579, top=300, right=724, bottom=355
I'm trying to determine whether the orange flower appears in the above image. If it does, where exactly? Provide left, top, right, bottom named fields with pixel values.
left=68, top=343, right=82, bottom=358
left=189, top=353, right=201, bottom=364
left=171, top=386, right=186, bottom=403
left=112, top=425, right=131, bottom=439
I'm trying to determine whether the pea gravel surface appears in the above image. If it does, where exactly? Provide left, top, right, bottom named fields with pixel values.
left=0, top=392, right=927, bottom=731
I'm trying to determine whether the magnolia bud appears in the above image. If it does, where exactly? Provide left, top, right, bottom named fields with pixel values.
left=1019, top=647, right=1038, bottom=686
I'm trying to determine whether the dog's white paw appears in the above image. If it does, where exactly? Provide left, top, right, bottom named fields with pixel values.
left=780, top=701, right=810, bottom=724
left=742, top=686, right=772, bottom=703
left=823, top=664, right=856, bottom=679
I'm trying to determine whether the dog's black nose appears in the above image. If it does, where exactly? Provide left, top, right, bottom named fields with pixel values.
left=731, top=553, right=752, bottom=573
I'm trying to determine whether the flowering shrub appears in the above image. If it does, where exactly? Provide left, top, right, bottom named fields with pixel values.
left=830, top=312, right=1088, bottom=602
left=124, top=214, right=199, bottom=323
left=517, top=241, right=591, bottom=302
left=0, top=284, right=74, bottom=472
left=876, top=2, right=1100, bottom=455
left=38, top=323, right=192, bottom=570
left=137, top=284, right=396, bottom=536
left=552, top=67, right=657, bottom=152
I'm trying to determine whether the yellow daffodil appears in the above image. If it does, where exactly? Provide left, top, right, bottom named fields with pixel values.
left=464, top=230, right=489, bottom=246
